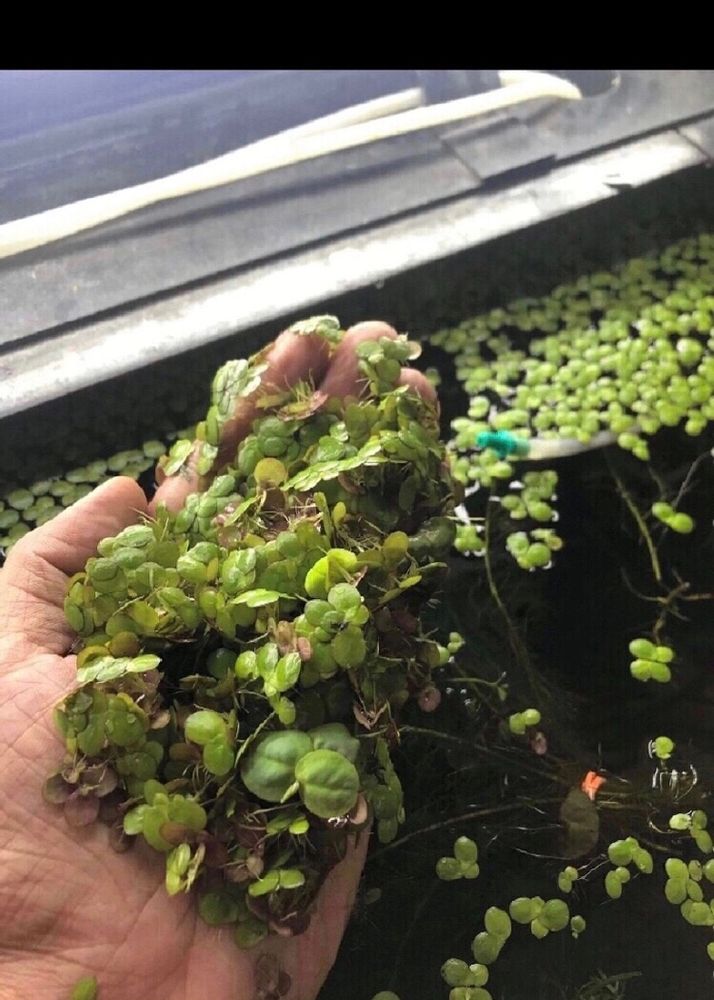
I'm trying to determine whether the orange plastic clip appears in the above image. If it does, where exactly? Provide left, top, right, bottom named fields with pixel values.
left=580, top=770, right=607, bottom=801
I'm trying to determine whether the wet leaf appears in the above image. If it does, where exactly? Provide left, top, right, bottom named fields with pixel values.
left=241, top=731, right=313, bottom=803
left=294, top=748, right=359, bottom=818
left=559, top=788, right=600, bottom=858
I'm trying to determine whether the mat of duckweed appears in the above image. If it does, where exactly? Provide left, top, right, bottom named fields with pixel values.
left=5, top=223, right=714, bottom=1000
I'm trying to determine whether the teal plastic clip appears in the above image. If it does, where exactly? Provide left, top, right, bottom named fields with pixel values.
left=475, top=430, right=531, bottom=460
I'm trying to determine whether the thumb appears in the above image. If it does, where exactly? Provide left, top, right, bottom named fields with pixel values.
left=0, top=476, right=148, bottom=661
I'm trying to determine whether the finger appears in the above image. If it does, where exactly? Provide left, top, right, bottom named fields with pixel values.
left=399, top=366, right=440, bottom=411
left=0, top=477, right=148, bottom=660
left=151, top=330, right=331, bottom=515
left=317, top=320, right=398, bottom=400
left=319, top=323, right=439, bottom=411
left=263, top=826, right=371, bottom=1000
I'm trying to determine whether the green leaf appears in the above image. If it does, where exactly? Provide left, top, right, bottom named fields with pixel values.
left=248, top=870, right=280, bottom=897
left=540, top=899, right=570, bottom=931
left=199, top=891, right=241, bottom=926
left=304, top=549, right=358, bottom=599
left=274, top=652, right=302, bottom=692
left=195, top=442, right=218, bottom=476
left=605, top=870, right=623, bottom=899
left=234, top=917, right=268, bottom=949
left=441, top=958, right=471, bottom=987
left=184, top=710, right=227, bottom=746
left=327, top=583, right=362, bottom=613
left=632, top=847, right=653, bottom=874
left=283, top=441, right=386, bottom=492
left=163, top=439, right=194, bottom=476
left=308, top=723, right=360, bottom=762
left=294, top=748, right=360, bottom=818
left=240, top=731, right=313, bottom=802
left=608, top=840, right=633, bottom=866
left=127, top=654, right=161, bottom=674
left=212, top=359, right=267, bottom=416
left=142, top=808, right=174, bottom=852
left=453, top=836, right=478, bottom=864
left=509, top=897, right=535, bottom=924
left=203, top=740, right=235, bottom=777
left=471, top=931, right=503, bottom=965
left=665, top=857, right=688, bottom=879
left=278, top=868, right=305, bottom=890
left=70, top=976, right=98, bottom=1000
left=484, top=906, right=512, bottom=939
left=76, top=654, right=160, bottom=686
left=382, top=531, right=409, bottom=567
left=436, top=857, right=461, bottom=881
left=169, top=796, right=207, bottom=832
left=331, top=626, right=367, bottom=669
left=123, top=804, right=148, bottom=836
left=231, top=589, right=286, bottom=608
left=287, top=315, right=342, bottom=342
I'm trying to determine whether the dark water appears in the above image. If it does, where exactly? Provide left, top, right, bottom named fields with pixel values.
left=4, top=166, right=714, bottom=998
left=321, top=367, right=714, bottom=999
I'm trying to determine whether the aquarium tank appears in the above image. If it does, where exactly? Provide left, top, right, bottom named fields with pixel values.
left=2, top=69, right=714, bottom=1000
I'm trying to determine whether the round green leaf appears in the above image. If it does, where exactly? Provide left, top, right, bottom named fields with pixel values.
left=436, top=857, right=462, bottom=881
left=664, top=877, right=687, bottom=904
left=248, top=870, right=280, bottom=897
left=328, top=583, right=362, bottom=612
left=530, top=918, right=549, bottom=939
left=198, top=890, right=240, bottom=926
left=453, top=836, right=478, bottom=864
left=275, top=652, right=302, bottom=692
left=331, top=625, right=367, bottom=668
left=294, top=748, right=359, bottom=818
left=203, top=739, right=235, bottom=777
left=604, top=871, right=623, bottom=899
left=240, top=731, right=313, bottom=802
left=308, top=722, right=360, bottom=762
left=441, top=959, right=471, bottom=987
left=540, top=899, right=570, bottom=931
left=471, top=931, right=503, bottom=965
left=694, top=828, right=713, bottom=854
left=608, top=839, right=633, bottom=866
left=184, top=710, right=226, bottom=746
left=278, top=868, right=305, bottom=890
left=665, top=857, right=688, bottom=880
left=509, top=897, right=534, bottom=924
left=235, top=917, right=268, bottom=949
left=484, top=907, right=511, bottom=939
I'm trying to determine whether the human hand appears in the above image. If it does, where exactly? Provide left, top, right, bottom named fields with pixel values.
left=0, top=321, right=435, bottom=1000
left=152, top=320, right=436, bottom=515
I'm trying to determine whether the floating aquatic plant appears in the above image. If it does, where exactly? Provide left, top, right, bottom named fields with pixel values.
left=46, top=317, right=457, bottom=951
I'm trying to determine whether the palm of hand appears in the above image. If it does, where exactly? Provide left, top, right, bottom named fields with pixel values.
left=2, top=644, right=366, bottom=1000
left=0, top=323, right=434, bottom=1000
left=0, top=476, right=367, bottom=1000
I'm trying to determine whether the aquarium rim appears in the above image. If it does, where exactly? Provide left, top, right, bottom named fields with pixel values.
left=0, top=125, right=709, bottom=421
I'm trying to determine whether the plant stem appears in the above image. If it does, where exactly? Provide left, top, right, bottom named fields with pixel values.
left=388, top=881, right=440, bottom=991
left=369, top=797, right=564, bottom=859
left=483, top=502, right=549, bottom=707
left=673, top=449, right=711, bottom=508
left=607, top=457, right=662, bottom=584
left=399, top=724, right=566, bottom=784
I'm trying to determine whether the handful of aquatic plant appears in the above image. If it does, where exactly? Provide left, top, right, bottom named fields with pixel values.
left=46, top=317, right=455, bottom=948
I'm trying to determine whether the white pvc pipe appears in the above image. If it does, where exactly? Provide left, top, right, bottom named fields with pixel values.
left=0, top=71, right=581, bottom=261
left=525, top=430, right=618, bottom=461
